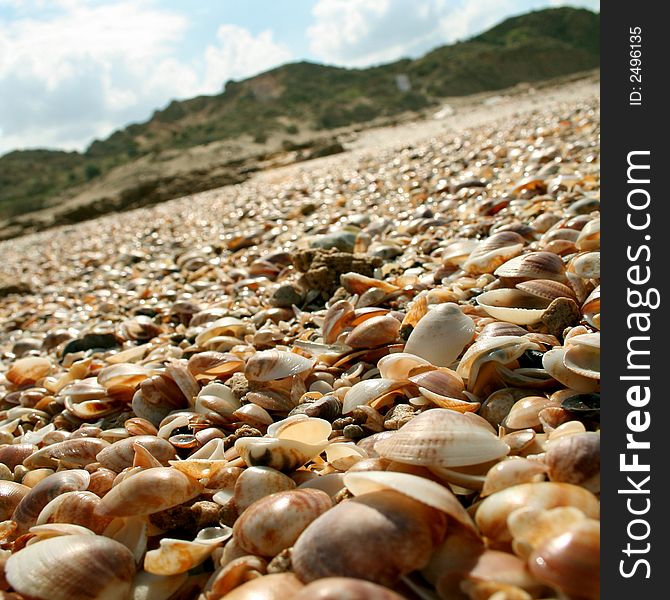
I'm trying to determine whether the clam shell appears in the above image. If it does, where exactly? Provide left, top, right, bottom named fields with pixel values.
left=245, top=350, right=315, bottom=382
left=516, top=279, right=576, bottom=302
left=95, top=467, right=204, bottom=517
left=221, top=573, right=304, bottom=600
left=235, top=437, right=329, bottom=473
left=322, top=300, right=355, bottom=344
left=342, top=378, right=406, bottom=414
left=345, top=315, right=400, bottom=348
left=404, top=302, right=475, bottom=367
left=96, top=436, right=177, bottom=472
left=374, top=408, right=509, bottom=468
left=293, top=578, right=406, bottom=600
left=5, top=534, right=135, bottom=600
left=377, top=352, right=431, bottom=381
left=36, top=490, right=112, bottom=534
left=233, top=488, right=332, bottom=556
left=542, top=348, right=599, bottom=393
left=463, top=231, right=525, bottom=274
left=6, top=357, right=52, bottom=386
left=292, top=489, right=447, bottom=586
left=0, top=480, right=30, bottom=520
left=230, top=466, right=297, bottom=512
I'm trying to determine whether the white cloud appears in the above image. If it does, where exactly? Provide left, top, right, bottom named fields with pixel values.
left=307, top=0, right=600, bottom=67
left=0, top=1, right=292, bottom=154
left=202, top=25, right=292, bottom=93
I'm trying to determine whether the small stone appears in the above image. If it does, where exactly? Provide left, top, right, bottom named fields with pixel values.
left=541, top=297, right=582, bottom=338
left=270, top=284, right=303, bottom=308
left=384, top=404, right=416, bottom=430
left=343, top=424, right=365, bottom=439
left=227, top=372, right=250, bottom=401
left=223, top=424, right=262, bottom=450
left=150, top=500, right=221, bottom=533
left=332, top=417, right=356, bottom=431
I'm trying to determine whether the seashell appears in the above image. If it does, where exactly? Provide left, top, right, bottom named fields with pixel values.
left=544, top=431, right=600, bottom=492
left=0, top=443, right=37, bottom=470
left=478, top=321, right=529, bottom=340
left=12, top=469, right=91, bottom=534
left=233, top=488, right=332, bottom=557
left=479, top=388, right=537, bottom=428
left=97, top=363, right=150, bottom=391
left=130, top=571, right=189, bottom=600
left=325, top=442, right=367, bottom=470
left=581, top=285, right=600, bottom=330
left=233, top=403, right=274, bottom=427
left=103, top=514, right=148, bottom=563
left=542, top=348, right=599, bottom=393
left=516, top=279, right=576, bottom=302
left=293, top=577, right=407, bottom=600
left=245, top=350, right=315, bottom=382
left=404, top=303, right=475, bottom=367
left=494, top=252, right=565, bottom=282
left=124, top=417, right=158, bottom=437
left=188, top=351, right=243, bottom=379
left=374, top=408, right=508, bottom=468
left=529, top=518, right=600, bottom=599
left=476, top=289, right=549, bottom=325
left=88, top=467, right=118, bottom=497
left=220, top=573, right=304, bottom=600
left=95, top=467, right=203, bottom=517
left=5, top=534, right=135, bottom=600
left=340, top=272, right=398, bottom=294
left=345, top=315, right=400, bottom=348
left=457, top=336, right=541, bottom=389
left=343, top=470, right=476, bottom=532
left=6, top=357, right=52, bottom=386
left=23, top=437, right=110, bottom=470
left=226, top=466, right=297, bottom=513
left=481, top=458, right=547, bottom=497
left=96, top=435, right=177, bottom=472
left=475, top=482, right=600, bottom=542
left=575, top=218, right=600, bottom=251
left=322, top=300, right=355, bottom=344
left=563, top=338, right=600, bottom=380
left=463, top=231, right=525, bottom=274
left=36, top=490, right=112, bottom=534
left=165, top=360, right=200, bottom=404
left=570, top=251, right=600, bottom=279
left=194, top=317, right=249, bottom=347
left=289, top=395, right=342, bottom=422
left=0, top=480, right=30, bottom=520
left=507, top=505, right=587, bottom=560
left=377, top=352, right=431, bottom=381
left=235, top=437, right=328, bottom=473
left=292, top=489, right=447, bottom=586
left=195, top=382, right=240, bottom=420
left=342, top=378, right=406, bottom=414
left=504, top=396, right=560, bottom=430
left=144, top=526, right=232, bottom=575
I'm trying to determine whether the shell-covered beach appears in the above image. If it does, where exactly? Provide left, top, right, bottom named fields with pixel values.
left=0, top=78, right=600, bottom=600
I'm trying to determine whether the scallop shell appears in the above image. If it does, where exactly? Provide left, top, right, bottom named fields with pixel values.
left=374, top=408, right=509, bottom=468
left=494, top=252, right=565, bottom=282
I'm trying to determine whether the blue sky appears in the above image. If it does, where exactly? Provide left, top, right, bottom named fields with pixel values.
left=0, top=0, right=599, bottom=154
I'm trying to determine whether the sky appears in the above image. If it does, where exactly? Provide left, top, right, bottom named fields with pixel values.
left=0, top=0, right=600, bottom=155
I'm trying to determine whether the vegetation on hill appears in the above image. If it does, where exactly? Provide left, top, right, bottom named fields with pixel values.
left=0, top=7, right=599, bottom=220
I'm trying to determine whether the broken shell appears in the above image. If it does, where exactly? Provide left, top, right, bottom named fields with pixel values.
left=5, top=534, right=135, bottom=600
left=374, top=408, right=509, bottom=468
left=476, top=289, right=549, bottom=325
left=292, top=490, right=447, bottom=586
left=96, top=435, right=177, bottom=472
left=233, top=488, right=332, bottom=556
left=95, top=467, right=204, bottom=517
left=6, top=357, right=52, bottom=386
left=475, top=482, right=600, bottom=542
left=404, top=303, right=475, bottom=367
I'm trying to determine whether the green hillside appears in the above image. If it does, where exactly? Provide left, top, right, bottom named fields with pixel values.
left=0, top=7, right=599, bottom=220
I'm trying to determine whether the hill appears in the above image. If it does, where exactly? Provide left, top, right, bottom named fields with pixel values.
left=0, top=6, right=599, bottom=225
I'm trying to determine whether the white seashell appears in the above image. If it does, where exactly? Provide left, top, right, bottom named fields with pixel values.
left=342, top=378, right=405, bottom=414
left=130, top=571, right=188, bottom=600
left=377, top=353, right=432, bottom=381
left=245, top=350, right=315, bottom=382
left=343, top=470, right=476, bottom=532
left=404, top=303, right=475, bottom=367
left=542, top=348, right=599, bottom=393
left=374, top=408, right=509, bottom=468
left=235, top=437, right=329, bottom=473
